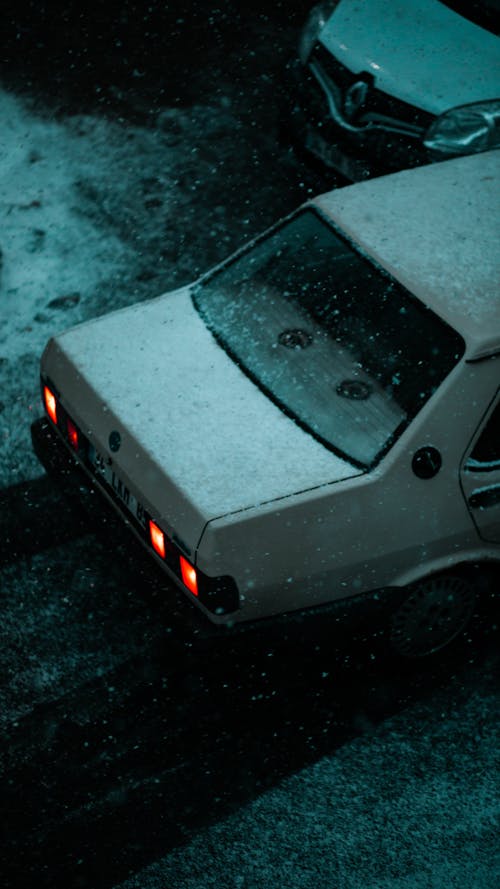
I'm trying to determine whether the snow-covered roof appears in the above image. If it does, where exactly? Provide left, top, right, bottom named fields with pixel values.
left=313, top=150, right=500, bottom=361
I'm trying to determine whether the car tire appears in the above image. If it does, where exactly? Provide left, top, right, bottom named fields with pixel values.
left=389, top=572, right=476, bottom=659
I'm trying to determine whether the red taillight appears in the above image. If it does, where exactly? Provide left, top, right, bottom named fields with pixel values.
left=67, top=418, right=79, bottom=451
left=149, top=520, right=166, bottom=559
left=43, top=386, right=57, bottom=425
left=180, top=556, right=198, bottom=597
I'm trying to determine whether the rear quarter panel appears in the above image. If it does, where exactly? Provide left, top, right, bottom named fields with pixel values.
left=197, top=359, right=500, bottom=623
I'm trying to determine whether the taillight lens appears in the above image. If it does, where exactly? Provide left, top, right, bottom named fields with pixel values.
left=67, top=418, right=79, bottom=451
left=180, top=556, right=198, bottom=597
left=148, top=517, right=237, bottom=612
left=149, top=519, right=166, bottom=559
left=43, top=385, right=58, bottom=425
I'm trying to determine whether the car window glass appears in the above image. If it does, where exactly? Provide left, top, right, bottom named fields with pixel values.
left=194, top=209, right=464, bottom=468
left=466, top=398, right=500, bottom=469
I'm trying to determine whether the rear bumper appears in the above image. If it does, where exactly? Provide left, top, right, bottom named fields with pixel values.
left=31, top=414, right=239, bottom=619
left=31, top=415, right=398, bottom=652
left=31, top=415, right=147, bottom=545
left=31, top=416, right=241, bottom=643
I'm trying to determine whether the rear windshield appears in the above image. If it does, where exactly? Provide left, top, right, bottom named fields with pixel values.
left=193, top=209, right=464, bottom=467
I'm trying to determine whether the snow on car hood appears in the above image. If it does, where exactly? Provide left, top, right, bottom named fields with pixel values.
left=44, top=287, right=357, bottom=545
left=320, top=0, right=500, bottom=115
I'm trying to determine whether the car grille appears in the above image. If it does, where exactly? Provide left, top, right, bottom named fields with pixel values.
left=312, top=42, right=435, bottom=134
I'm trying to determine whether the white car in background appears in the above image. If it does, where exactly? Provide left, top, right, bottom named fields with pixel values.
left=32, top=150, right=500, bottom=657
left=288, top=0, right=500, bottom=180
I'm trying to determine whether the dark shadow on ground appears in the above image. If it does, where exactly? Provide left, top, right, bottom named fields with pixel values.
left=1, top=1, right=311, bottom=118
left=1, top=564, right=497, bottom=889
left=0, top=475, right=91, bottom=566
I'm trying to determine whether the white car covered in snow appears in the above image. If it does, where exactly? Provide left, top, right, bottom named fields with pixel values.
left=288, top=0, right=500, bottom=180
left=32, top=150, right=500, bottom=657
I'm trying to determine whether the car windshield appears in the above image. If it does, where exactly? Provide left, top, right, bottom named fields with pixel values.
left=193, top=209, right=464, bottom=468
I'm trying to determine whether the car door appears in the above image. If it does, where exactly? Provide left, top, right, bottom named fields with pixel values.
left=461, top=391, right=500, bottom=544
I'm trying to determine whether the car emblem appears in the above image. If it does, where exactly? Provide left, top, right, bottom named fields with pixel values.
left=109, top=430, right=121, bottom=452
left=344, top=80, right=369, bottom=119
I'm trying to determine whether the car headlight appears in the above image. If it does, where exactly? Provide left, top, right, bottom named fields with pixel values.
left=299, top=1, right=340, bottom=65
left=424, top=101, right=500, bottom=158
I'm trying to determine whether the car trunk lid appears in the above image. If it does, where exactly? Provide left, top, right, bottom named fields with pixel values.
left=42, top=287, right=358, bottom=549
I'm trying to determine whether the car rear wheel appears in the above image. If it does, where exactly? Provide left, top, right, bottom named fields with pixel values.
left=390, top=573, right=475, bottom=658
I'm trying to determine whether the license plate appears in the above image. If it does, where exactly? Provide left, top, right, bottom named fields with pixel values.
left=304, top=125, right=368, bottom=181
left=88, top=444, right=147, bottom=529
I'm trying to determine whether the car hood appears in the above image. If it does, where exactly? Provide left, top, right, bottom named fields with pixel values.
left=43, top=287, right=357, bottom=548
left=320, top=0, right=500, bottom=115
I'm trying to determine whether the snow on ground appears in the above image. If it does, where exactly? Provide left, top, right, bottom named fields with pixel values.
left=1, top=91, right=129, bottom=484
left=116, top=666, right=499, bottom=889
